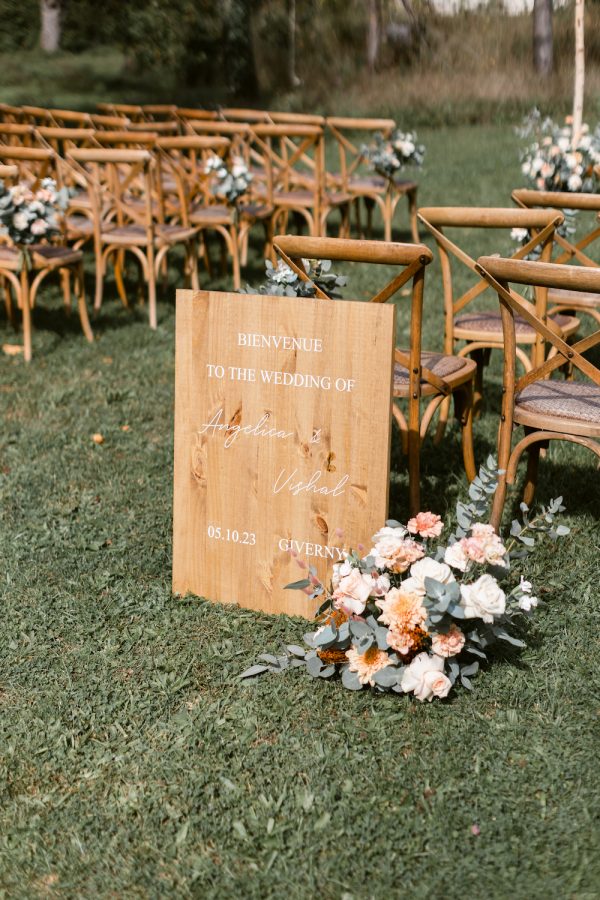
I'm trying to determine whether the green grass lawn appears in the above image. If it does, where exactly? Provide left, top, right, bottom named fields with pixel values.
left=1, top=124, right=600, bottom=898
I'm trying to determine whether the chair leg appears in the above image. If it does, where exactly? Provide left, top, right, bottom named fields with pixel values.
left=148, top=247, right=157, bottom=330
left=188, top=239, right=200, bottom=291
left=114, top=250, right=129, bottom=308
left=523, top=443, right=541, bottom=508
left=408, top=426, right=421, bottom=517
left=20, top=268, right=32, bottom=363
left=365, top=198, right=375, bottom=239
left=230, top=228, right=241, bottom=291
left=408, top=188, right=419, bottom=243
left=454, top=380, right=476, bottom=482
left=433, top=395, right=452, bottom=445
left=75, top=262, right=94, bottom=344
left=94, top=257, right=104, bottom=314
left=471, top=348, right=489, bottom=417
left=354, top=198, right=363, bottom=238
left=60, top=268, right=72, bottom=315
left=2, top=275, right=16, bottom=328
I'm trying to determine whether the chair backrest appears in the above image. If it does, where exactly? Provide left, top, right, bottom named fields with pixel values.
left=176, top=108, right=220, bottom=125
left=272, top=234, right=454, bottom=405
left=90, top=113, right=131, bottom=130
left=126, top=120, right=180, bottom=135
left=97, top=102, right=145, bottom=122
left=48, top=108, right=93, bottom=128
left=0, top=103, right=24, bottom=124
left=418, top=206, right=565, bottom=364
left=512, top=188, right=600, bottom=268
left=220, top=107, right=271, bottom=123
left=67, top=148, right=157, bottom=232
left=252, top=124, right=324, bottom=207
left=20, top=105, right=54, bottom=126
left=326, top=117, right=395, bottom=189
left=94, top=130, right=159, bottom=149
left=0, top=145, right=57, bottom=187
left=142, top=104, right=179, bottom=121
left=156, top=135, right=231, bottom=223
left=36, top=126, right=98, bottom=154
left=0, top=123, right=38, bottom=148
left=475, top=255, right=600, bottom=427
left=184, top=120, right=252, bottom=164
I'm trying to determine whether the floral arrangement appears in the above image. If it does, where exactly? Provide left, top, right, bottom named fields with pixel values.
left=362, top=129, right=425, bottom=181
left=241, top=458, right=569, bottom=701
left=518, top=109, right=600, bottom=194
left=240, top=258, right=346, bottom=298
left=204, top=154, right=253, bottom=205
left=0, top=177, right=67, bottom=249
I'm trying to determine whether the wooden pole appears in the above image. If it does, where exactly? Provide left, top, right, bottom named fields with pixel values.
left=572, top=0, right=585, bottom=145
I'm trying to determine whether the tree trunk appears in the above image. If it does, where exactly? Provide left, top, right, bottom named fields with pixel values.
left=572, top=0, right=585, bottom=145
left=288, top=0, right=300, bottom=88
left=533, top=0, right=553, bottom=77
left=40, top=0, right=61, bottom=54
left=367, top=0, right=383, bottom=74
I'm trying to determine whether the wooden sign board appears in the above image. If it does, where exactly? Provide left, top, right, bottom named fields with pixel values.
left=172, top=290, right=396, bottom=618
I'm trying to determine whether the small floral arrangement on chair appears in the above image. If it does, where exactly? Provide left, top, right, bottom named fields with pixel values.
left=362, top=129, right=425, bottom=181
left=0, top=177, right=68, bottom=265
left=240, top=258, right=347, bottom=298
left=241, top=458, right=569, bottom=700
left=204, top=154, right=253, bottom=206
left=518, top=109, right=600, bottom=194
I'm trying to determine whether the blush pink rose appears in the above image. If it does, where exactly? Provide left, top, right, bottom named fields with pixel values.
left=332, top=567, right=373, bottom=615
left=431, top=624, right=466, bottom=658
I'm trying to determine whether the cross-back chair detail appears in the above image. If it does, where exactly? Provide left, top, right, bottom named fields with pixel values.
left=513, top=188, right=600, bottom=326
left=272, top=234, right=476, bottom=515
left=418, top=206, right=579, bottom=433
left=326, top=117, right=419, bottom=243
left=475, top=256, right=600, bottom=528
left=67, top=147, right=199, bottom=328
left=0, top=162, right=93, bottom=361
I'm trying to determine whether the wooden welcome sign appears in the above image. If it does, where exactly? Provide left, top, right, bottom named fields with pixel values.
left=172, top=290, right=396, bottom=618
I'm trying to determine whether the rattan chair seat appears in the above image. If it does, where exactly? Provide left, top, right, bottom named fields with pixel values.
left=0, top=244, right=82, bottom=269
left=101, top=223, right=197, bottom=245
left=454, top=309, right=579, bottom=340
left=394, top=351, right=476, bottom=397
left=514, top=380, right=600, bottom=437
left=189, top=204, right=234, bottom=226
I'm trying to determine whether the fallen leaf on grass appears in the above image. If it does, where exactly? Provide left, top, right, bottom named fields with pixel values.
left=2, top=344, right=24, bottom=356
left=121, top=425, right=131, bottom=432
left=91, top=433, right=105, bottom=445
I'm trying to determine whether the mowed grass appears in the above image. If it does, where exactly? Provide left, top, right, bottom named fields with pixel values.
left=1, top=124, right=600, bottom=898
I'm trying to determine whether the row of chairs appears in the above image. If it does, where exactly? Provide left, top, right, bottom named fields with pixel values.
left=271, top=234, right=600, bottom=525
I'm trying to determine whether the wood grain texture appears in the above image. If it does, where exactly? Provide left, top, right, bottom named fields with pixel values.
left=172, top=290, right=396, bottom=618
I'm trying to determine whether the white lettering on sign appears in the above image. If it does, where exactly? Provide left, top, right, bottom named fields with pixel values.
left=272, top=468, right=349, bottom=497
left=278, top=537, right=346, bottom=561
left=238, top=333, right=323, bottom=353
left=197, top=409, right=293, bottom=449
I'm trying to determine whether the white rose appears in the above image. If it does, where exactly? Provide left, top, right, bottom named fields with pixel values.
left=401, top=652, right=451, bottom=702
left=511, top=227, right=528, bottom=243
left=12, top=211, right=29, bottom=231
left=519, top=577, right=532, bottom=593
left=30, top=218, right=48, bottom=236
left=444, top=540, right=470, bottom=572
left=460, top=574, right=506, bottom=623
left=519, top=594, right=539, bottom=612
left=331, top=558, right=352, bottom=589
left=409, top=557, right=455, bottom=595
left=568, top=174, right=582, bottom=191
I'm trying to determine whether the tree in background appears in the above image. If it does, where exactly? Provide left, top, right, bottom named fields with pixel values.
left=40, top=0, right=61, bottom=53
left=367, top=0, right=383, bottom=73
left=533, top=0, right=553, bottom=76
left=572, top=0, right=585, bottom=142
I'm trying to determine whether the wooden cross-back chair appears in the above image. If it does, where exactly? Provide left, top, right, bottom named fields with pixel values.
left=326, top=117, right=419, bottom=244
left=0, top=104, right=24, bottom=124
left=513, top=188, right=600, bottom=326
left=0, top=123, right=38, bottom=148
left=157, top=134, right=240, bottom=289
left=20, top=105, right=55, bottom=126
left=273, top=234, right=477, bottom=515
left=126, top=120, right=180, bottom=136
left=48, top=108, right=93, bottom=128
left=94, top=130, right=159, bottom=149
left=142, top=104, right=179, bottom=122
left=0, top=161, right=93, bottom=362
left=475, top=256, right=600, bottom=528
left=418, top=206, right=580, bottom=434
left=252, top=124, right=350, bottom=240
left=67, top=147, right=199, bottom=328
left=97, top=103, right=145, bottom=122
left=90, top=113, right=131, bottom=131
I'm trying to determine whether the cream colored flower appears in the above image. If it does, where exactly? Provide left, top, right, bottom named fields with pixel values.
left=431, top=624, right=466, bottom=658
left=370, top=527, right=424, bottom=573
left=460, top=574, right=506, bottom=623
left=401, top=652, right=451, bottom=701
left=444, top=540, right=470, bottom=572
left=408, top=557, right=455, bottom=595
left=346, top=645, right=391, bottom=686
left=332, top=567, right=373, bottom=615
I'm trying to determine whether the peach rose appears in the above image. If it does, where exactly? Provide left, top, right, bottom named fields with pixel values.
left=407, top=511, right=443, bottom=539
left=370, top=528, right=425, bottom=573
left=401, top=652, right=451, bottom=701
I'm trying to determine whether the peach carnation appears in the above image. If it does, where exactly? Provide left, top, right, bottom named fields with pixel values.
left=376, top=587, right=427, bottom=630
left=431, top=624, right=466, bottom=658
left=345, top=645, right=391, bottom=686
left=407, top=511, right=443, bottom=539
